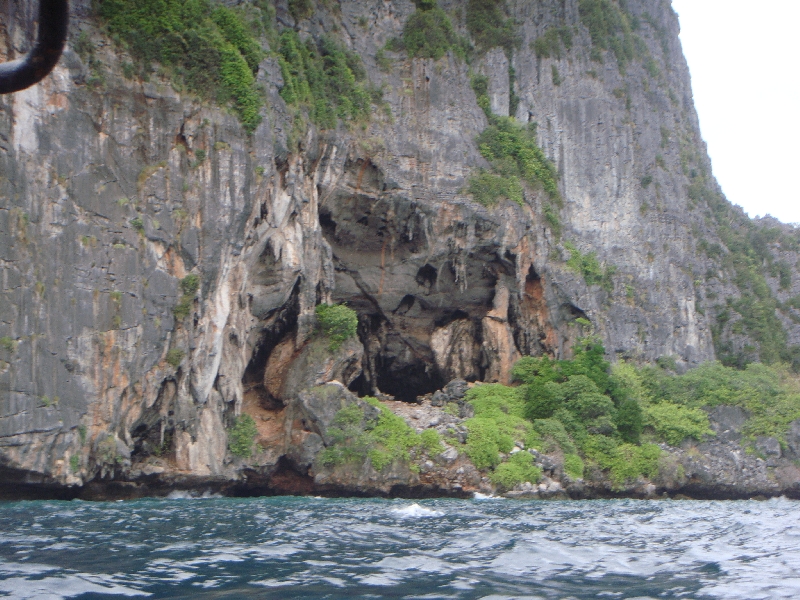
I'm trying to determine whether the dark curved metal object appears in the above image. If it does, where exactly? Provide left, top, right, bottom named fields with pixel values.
left=0, top=0, right=69, bottom=94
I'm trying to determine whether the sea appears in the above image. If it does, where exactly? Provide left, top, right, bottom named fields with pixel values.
left=0, top=494, right=798, bottom=599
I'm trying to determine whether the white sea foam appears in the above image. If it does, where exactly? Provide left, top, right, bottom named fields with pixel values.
left=390, top=503, right=444, bottom=518
left=473, top=492, right=503, bottom=500
left=165, top=490, right=222, bottom=500
left=0, top=573, right=149, bottom=598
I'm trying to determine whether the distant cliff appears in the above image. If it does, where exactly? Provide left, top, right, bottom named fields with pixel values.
left=2, top=0, right=800, bottom=499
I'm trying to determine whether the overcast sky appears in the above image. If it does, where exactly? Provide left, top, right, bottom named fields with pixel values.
left=671, top=0, right=800, bottom=224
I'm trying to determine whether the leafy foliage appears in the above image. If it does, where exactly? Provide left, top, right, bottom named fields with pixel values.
left=401, top=4, right=467, bottom=60
left=277, top=30, right=375, bottom=129
left=320, top=398, right=444, bottom=471
left=644, top=403, right=713, bottom=446
left=229, top=414, right=258, bottom=458
left=287, top=0, right=313, bottom=22
left=578, top=0, right=635, bottom=72
left=635, top=360, right=800, bottom=445
left=565, top=242, right=616, bottom=292
left=467, top=170, right=523, bottom=207
left=465, top=0, right=519, bottom=54
left=476, top=118, right=560, bottom=201
left=174, top=274, right=200, bottom=321
left=563, top=453, right=584, bottom=479
left=165, top=348, right=186, bottom=368
left=0, top=336, right=15, bottom=353
left=583, top=436, right=661, bottom=489
left=490, top=451, right=542, bottom=491
left=97, top=0, right=264, bottom=132
left=464, top=384, right=533, bottom=469
left=533, top=26, right=573, bottom=59
left=315, top=304, right=358, bottom=351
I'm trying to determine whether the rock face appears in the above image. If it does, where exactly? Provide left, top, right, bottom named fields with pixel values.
left=1, top=0, right=799, bottom=498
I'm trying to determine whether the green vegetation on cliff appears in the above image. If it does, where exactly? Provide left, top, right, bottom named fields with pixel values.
left=691, top=173, right=800, bottom=368
left=320, top=398, right=443, bottom=471
left=315, top=304, right=358, bottom=351
left=228, top=414, right=258, bottom=458
left=400, top=3, right=467, bottom=60
left=577, top=0, right=661, bottom=77
left=277, top=30, right=377, bottom=129
left=565, top=242, right=616, bottom=292
left=459, top=338, right=666, bottom=490
left=97, top=0, right=265, bottom=132
left=465, top=0, right=519, bottom=54
left=462, top=341, right=800, bottom=491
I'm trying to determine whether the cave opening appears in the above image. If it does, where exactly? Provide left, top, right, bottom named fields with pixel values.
left=242, top=280, right=301, bottom=409
left=374, top=352, right=445, bottom=402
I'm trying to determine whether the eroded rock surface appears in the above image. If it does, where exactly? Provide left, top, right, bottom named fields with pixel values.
left=1, top=0, right=799, bottom=498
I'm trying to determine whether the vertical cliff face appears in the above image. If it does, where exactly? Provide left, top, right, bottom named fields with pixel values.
left=1, top=0, right=798, bottom=495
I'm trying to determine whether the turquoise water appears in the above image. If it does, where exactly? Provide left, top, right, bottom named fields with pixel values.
left=0, top=495, right=798, bottom=599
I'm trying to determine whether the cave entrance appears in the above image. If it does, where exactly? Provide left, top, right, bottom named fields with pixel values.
left=373, top=352, right=445, bottom=402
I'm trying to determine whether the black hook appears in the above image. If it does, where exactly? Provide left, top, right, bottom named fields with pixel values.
left=0, top=0, right=69, bottom=94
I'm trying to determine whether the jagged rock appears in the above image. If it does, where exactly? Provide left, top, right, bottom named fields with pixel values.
left=286, top=432, right=324, bottom=471
left=286, top=383, right=378, bottom=446
left=437, top=446, right=459, bottom=464
left=708, top=405, right=749, bottom=442
left=785, top=420, right=800, bottom=459
left=443, top=379, right=469, bottom=402
left=1, top=0, right=800, bottom=500
left=430, top=391, right=447, bottom=407
left=273, top=337, right=364, bottom=402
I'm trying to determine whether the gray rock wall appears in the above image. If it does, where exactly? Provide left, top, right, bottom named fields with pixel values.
left=1, top=0, right=797, bottom=493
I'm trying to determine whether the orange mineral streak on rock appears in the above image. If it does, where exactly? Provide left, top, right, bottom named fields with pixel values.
left=263, top=335, right=298, bottom=400
left=87, top=331, right=130, bottom=438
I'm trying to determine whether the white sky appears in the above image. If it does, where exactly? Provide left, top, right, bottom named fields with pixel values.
left=671, top=0, right=800, bottom=224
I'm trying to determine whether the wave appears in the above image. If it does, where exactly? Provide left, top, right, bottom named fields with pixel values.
left=165, top=490, right=222, bottom=500
left=389, top=503, right=444, bottom=518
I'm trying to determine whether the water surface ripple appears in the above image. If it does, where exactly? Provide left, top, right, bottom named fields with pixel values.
left=0, top=496, right=797, bottom=599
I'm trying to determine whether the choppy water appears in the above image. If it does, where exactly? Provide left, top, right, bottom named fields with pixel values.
left=0, top=495, right=798, bottom=599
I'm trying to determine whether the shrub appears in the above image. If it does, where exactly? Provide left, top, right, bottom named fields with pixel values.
left=0, top=336, right=15, bottom=353
left=321, top=398, right=435, bottom=471
left=165, top=348, right=185, bottom=368
left=465, top=0, right=519, bottom=54
left=315, top=304, right=358, bottom=351
left=551, top=64, right=562, bottom=86
left=565, top=242, right=615, bottom=292
left=402, top=6, right=463, bottom=60
left=470, top=73, right=491, bottom=117
left=174, top=273, right=200, bottom=321
left=638, top=361, right=800, bottom=445
left=467, top=170, right=523, bottom=207
left=532, top=26, right=573, bottom=59
left=420, top=429, right=444, bottom=455
left=491, top=451, right=542, bottom=491
left=229, top=414, right=258, bottom=458
left=130, top=217, right=144, bottom=233
left=577, top=0, right=636, bottom=73
left=464, top=384, right=533, bottom=469
left=563, top=453, right=584, bottom=479
left=614, top=397, right=643, bottom=444
left=532, top=418, right=577, bottom=455
left=69, top=454, right=81, bottom=473
left=644, top=403, right=713, bottom=446
left=476, top=117, right=560, bottom=200
left=288, top=0, right=313, bottom=22
left=97, top=0, right=264, bottom=132
left=464, top=417, right=506, bottom=469
left=180, top=274, right=200, bottom=296
left=583, top=435, right=660, bottom=489
left=278, top=30, right=374, bottom=129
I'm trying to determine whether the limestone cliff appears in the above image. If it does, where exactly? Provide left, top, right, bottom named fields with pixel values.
left=2, top=0, right=799, bottom=499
